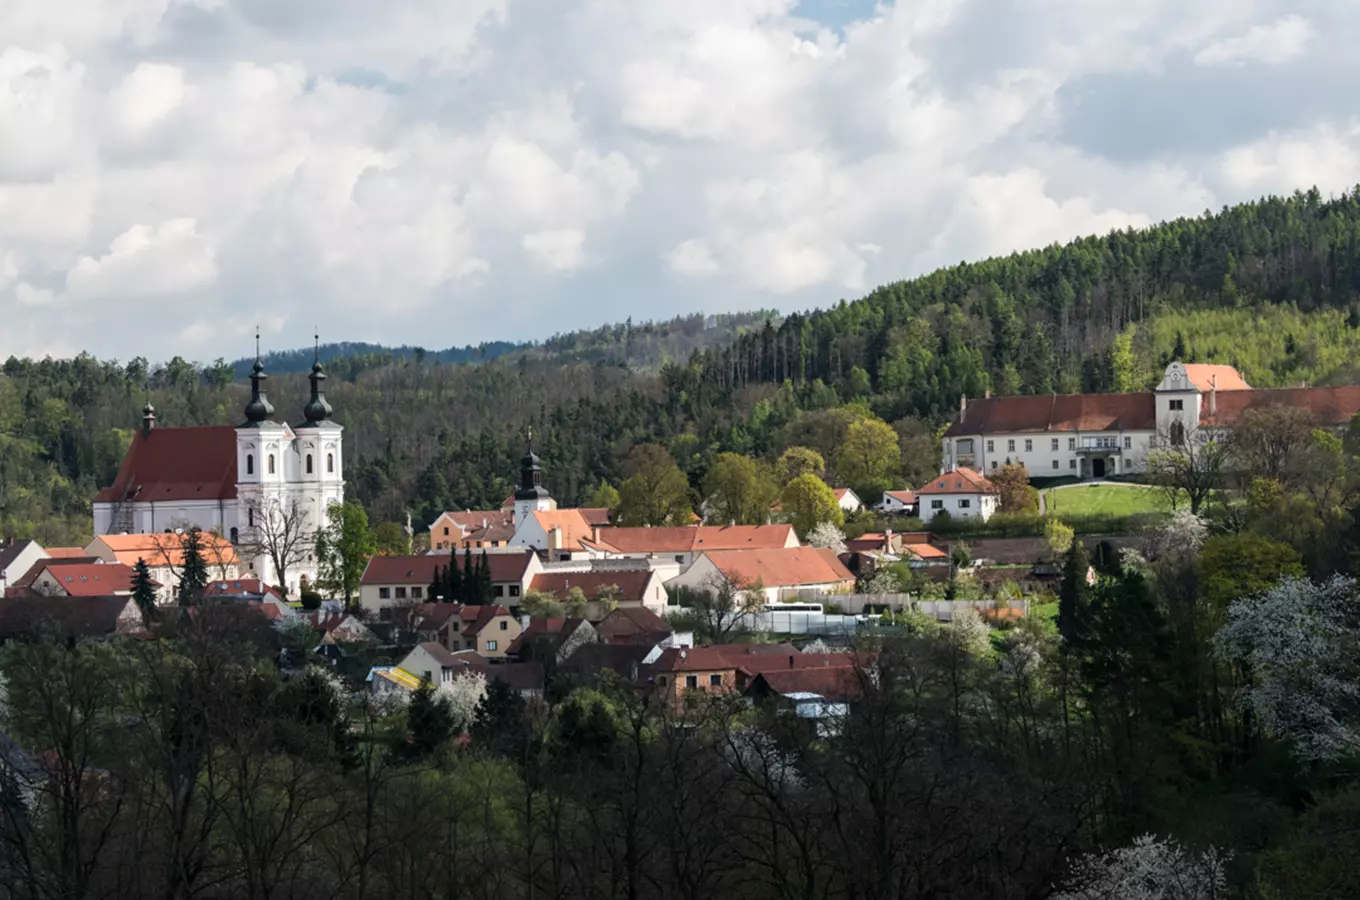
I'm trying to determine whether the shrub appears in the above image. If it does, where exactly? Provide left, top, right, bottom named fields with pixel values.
left=299, top=588, right=323, bottom=611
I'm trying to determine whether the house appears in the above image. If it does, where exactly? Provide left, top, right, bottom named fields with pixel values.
left=92, top=354, right=344, bottom=595
left=87, top=533, right=241, bottom=604
left=745, top=667, right=862, bottom=735
left=455, top=605, right=521, bottom=658
left=876, top=490, right=918, bottom=516
left=398, top=642, right=489, bottom=686
left=3, top=556, right=99, bottom=597
left=506, top=617, right=596, bottom=664
left=358, top=550, right=541, bottom=614
left=833, top=488, right=863, bottom=514
left=938, top=361, right=1360, bottom=481
left=366, top=665, right=424, bottom=697
left=22, top=562, right=145, bottom=598
left=0, top=595, right=145, bottom=640
left=642, top=643, right=846, bottom=711
left=0, top=540, right=48, bottom=595
left=561, top=642, right=662, bottom=683
left=428, top=509, right=516, bottom=550
left=584, top=524, right=800, bottom=567
left=526, top=569, right=668, bottom=614
left=917, top=468, right=999, bottom=524
left=300, top=611, right=375, bottom=644
left=511, top=509, right=599, bottom=560
left=203, top=579, right=293, bottom=617
left=666, top=547, right=856, bottom=604
left=594, top=607, right=690, bottom=648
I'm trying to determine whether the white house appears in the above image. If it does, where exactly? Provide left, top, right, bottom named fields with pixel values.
left=0, top=540, right=48, bottom=595
left=916, top=468, right=999, bottom=524
left=875, top=490, right=918, bottom=516
left=833, top=488, right=863, bottom=514
left=92, top=351, right=343, bottom=596
left=665, top=547, right=856, bottom=605
left=357, top=550, right=542, bottom=614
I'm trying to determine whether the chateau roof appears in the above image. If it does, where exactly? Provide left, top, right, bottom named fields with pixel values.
left=94, top=426, right=239, bottom=503
left=1200, top=385, right=1360, bottom=427
left=1183, top=364, right=1252, bottom=392
left=944, top=393, right=1157, bottom=437
left=94, top=532, right=239, bottom=568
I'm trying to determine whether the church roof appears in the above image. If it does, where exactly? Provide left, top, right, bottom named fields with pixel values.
left=94, top=426, right=239, bottom=503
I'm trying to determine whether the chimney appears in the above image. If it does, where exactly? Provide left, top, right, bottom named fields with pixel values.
left=959, top=395, right=968, bottom=422
left=984, top=389, right=991, bottom=400
left=1209, top=374, right=1217, bottom=417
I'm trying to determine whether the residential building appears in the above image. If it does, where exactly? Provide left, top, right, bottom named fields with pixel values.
left=358, top=550, right=541, bottom=614
left=507, top=617, right=596, bottom=665
left=526, top=569, right=668, bottom=614
left=429, top=509, right=516, bottom=550
left=300, top=611, right=375, bottom=644
left=833, top=488, right=863, bottom=513
left=876, top=490, right=918, bottom=516
left=87, top=532, right=241, bottom=604
left=745, top=667, right=862, bottom=736
left=398, top=642, right=488, bottom=686
left=25, top=562, right=144, bottom=597
left=456, top=605, right=521, bottom=657
left=584, top=524, right=800, bottom=567
left=0, top=595, right=145, bottom=641
left=917, top=468, right=999, bottom=524
left=0, top=540, right=47, bottom=595
left=92, top=351, right=343, bottom=595
left=594, top=606, right=690, bottom=648
left=665, top=547, right=856, bottom=604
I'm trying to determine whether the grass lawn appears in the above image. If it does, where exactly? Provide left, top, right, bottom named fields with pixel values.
left=1042, top=483, right=1171, bottom=517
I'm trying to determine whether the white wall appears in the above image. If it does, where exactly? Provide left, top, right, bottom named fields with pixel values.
left=919, top=492, right=998, bottom=524
left=0, top=542, right=46, bottom=590
left=944, top=430, right=1153, bottom=478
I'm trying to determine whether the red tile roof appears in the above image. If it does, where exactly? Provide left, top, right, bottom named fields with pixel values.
left=44, top=547, right=90, bottom=558
left=203, top=579, right=282, bottom=600
left=531, top=509, right=598, bottom=550
left=904, top=543, right=948, bottom=560
left=1200, top=385, right=1360, bottom=428
left=505, top=617, right=590, bottom=656
left=750, top=666, right=862, bottom=701
left=360, top=551, right=535, bottom=585
left=1183, top=364, right=1251, bottom=392
left=579, top=508, right=612, bottom=526
left=591, top=524, right=796, bottom=554
left=0, top=596, right=136, bottom=639
left=527, top=570, right=657, bottom=604
left=917, top=468, right=997, bottom=496
left=883, top=490, right=917, bottom=504
left=595, top=607, right=671, bottom=642
left=42, top=563, right=143, bottom=596
left=9, top=557, right=99, bottom=589
left=944, top=393, right=1156, bottom=437
left=433, top=509, right=513, bottom=534
left=702, top=547, right=855, bottom=589
left=459, top=604, right=514, bottom=636
left=95, top=426, right=239, bottom=503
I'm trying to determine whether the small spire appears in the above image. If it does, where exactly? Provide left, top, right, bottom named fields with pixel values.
left=141, top=401, right=156, bottom=438
left=242, top=329, right=274, bottom=425
left=302, top=331, right=332, bottom=425
left=313, top=330, right=319, bottom=365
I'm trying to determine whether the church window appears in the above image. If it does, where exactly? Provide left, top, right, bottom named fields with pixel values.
left=327, top=453, right=334, bottom=474
left=267, top=454, right=276, bottom=475
left=1170, top=421, right=1186, bottom=447
left=248, top=508, right=255, bottom=527
left=246, top=454, right=254, bottom=475
left=229, top=527, right=239, bottom=544
left=1169, top=399, right=1184, bottom=411
left=306, top=455, right=313, bottom=474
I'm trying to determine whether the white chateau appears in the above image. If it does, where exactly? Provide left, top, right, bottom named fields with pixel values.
left=941, top=360, right=1360, bottom=479
left=94, top=352, right=343, bottom=595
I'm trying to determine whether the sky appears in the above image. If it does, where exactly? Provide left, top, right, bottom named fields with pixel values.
left=2, top=0, right=1358, bottom=361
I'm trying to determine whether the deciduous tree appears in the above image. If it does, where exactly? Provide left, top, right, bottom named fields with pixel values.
left=315, top=500, right=377, bottom=609
left=703, top=452, right=776, bottom=525
left=617, top=444, right=694, bottom=526
left=834, top=418, right=900, bottom=493
left=780, top=473, right=843, bottom=536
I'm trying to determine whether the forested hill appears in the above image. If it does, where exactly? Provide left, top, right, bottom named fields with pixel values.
left=5, top=187, right=1360, bottom=543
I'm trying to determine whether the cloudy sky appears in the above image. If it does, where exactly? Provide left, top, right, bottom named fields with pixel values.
left=2, top=0, right=1357, bottom=361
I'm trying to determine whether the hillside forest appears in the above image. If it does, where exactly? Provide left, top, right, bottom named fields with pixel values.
left=5, top=188, right=1360, bottom=545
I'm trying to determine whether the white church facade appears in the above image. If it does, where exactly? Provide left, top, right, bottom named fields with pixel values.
left=94, top=352, right=343, bottom=596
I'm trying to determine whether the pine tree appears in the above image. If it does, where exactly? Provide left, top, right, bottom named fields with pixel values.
left=177, top=527, right=209, bottom=606
left=131, top=557, right=158, bottom=622
left=394, top=682, right=456, bottom=763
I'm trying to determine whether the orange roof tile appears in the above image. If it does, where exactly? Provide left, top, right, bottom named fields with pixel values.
left=592, top=524, right=796, bottom=555
left=1183, top=364, right=1251, bottom=392
left=918, top=467, right=997, bottom=496
left=44, top=547, right=90, bottom=558
left=531, top=509, right=597, bottom=551
left=96, top=533, right=239, bottom=568
left=42, top=563, right=145, bottom=596
left=702, top=547, right=854, bottom=589
left=528, top=570, right=658, bottom=604
left=904, top=543, right=948, bottom=560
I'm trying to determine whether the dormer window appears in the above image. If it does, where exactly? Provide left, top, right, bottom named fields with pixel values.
left=306, top=454, right=313, bottom=474
left=246, top=454, right=254, bottom=475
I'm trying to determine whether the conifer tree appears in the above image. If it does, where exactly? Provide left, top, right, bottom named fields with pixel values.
left=477, top=548, right=493, bottom=604
left=1058, top=540, right=1093, bottom=647
left=462, top=548, right=475, bottom=604
left=131, top=557, right=158, bottom=622
left=177, top=527, right=209, bottom=606
left=428, top=564, right=445, bottom=604
left=446, top=556, right=463, bottom=604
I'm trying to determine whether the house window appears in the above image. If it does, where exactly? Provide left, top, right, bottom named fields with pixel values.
left=1052, top=460, right=1059, bottom=470
left=229, top=527, right=238, bottom=544
left=500, top=620, right=508, bottom=630
left=1124, top=436, right=1132, bottom=449
left=986, top=440, right=994, bottom=452
left=1051, top=438, right=1059, bottom=451
left=486, top=640, right=497, bottom=651
left=509, top=585, right=521, bottom=597
left=959, top=499, right=971, bottom=509
left=496, top=584, right=507, bottom=597
left=709, top=674, right=722, bottom=686
left=248, top=508, right=255, bottom=527
left=685, top=675, right=698, bottom=689
left=1069, top=459, right=1077, bottom=470
left=1170, top=421, right=1186, bottom=447
left=379, top=587, right=391, bottom=599
left=412, top=587, right=422, bottom=599
left=246, top=454, right=254, bottom=475
left=658, top=676, right=668, bottom=687
left=443, top=527, right=449, bottom=536
left=931, top=499, right=944, bottom=510
left=1169, top=399, right=1184, bottom=411
left=1068, top=438, right=1076, bottom=450
left=395, top=587, right=406, bottom=599
left=1024, top=439, right=1033, bottom=452
left=327, top=453, right=334, bottom=473
left=306, top=454, right=313, bottom=474
left=1007, top=439, right=1015, bottom=452
left=990, top=461, right=997, bottom=470
left=675, top=555, right=685, bottom=563
left=957, top=439, right=974, bottom=454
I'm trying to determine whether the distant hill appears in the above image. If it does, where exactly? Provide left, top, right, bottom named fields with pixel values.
left=230, top=341, right=525, bottom=379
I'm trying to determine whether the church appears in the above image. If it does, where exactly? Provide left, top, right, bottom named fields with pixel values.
left=93, top=351, right=344, bottom=596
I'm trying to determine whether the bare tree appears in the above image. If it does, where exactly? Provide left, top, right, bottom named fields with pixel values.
left=680, top=574, right=766, bottom=642
left=239, top=496, right=313, bottom=597
left=1146, top=423, right=1227, bottom=515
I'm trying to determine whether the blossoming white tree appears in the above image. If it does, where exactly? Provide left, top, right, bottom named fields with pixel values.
left=1053, top=834, right=1228, bottom=900
left=806, top=521, right=847, bottom=555
left=439, top=670, right=488, bottom=733
left=1214, top=575, right=1360, bottom=761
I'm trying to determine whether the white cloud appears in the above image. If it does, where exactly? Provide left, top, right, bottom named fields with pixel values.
left=522, top=229, right=587, bottom=270
left=0, top=0, right=1357, bottom=359
left=1194, top=15, right=1315, bottom=67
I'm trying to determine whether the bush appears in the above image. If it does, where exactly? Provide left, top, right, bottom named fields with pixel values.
left=823, top=602, right=842, bottom=615
left=299, top=588, right=323, bottom=611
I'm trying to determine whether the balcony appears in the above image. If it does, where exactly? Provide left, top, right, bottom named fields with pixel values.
left=1075, top=437, right=1122, bottom=454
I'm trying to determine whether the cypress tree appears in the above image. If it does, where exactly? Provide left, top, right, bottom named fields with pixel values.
left=447, top=556, right=463, bottom=604
left=131, top=557, right=158, bottom=622
left=1058, top=540, right=1093, bottom=648
left=177, top=527, right=209, bottom=606
left=478, top=548, right=493, bottom=605
left=428, top=564, right=445, bottom=604
left=462, top=548, right=475, bottom=604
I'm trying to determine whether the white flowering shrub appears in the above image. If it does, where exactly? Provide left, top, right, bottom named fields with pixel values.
left=1146, top=510, right=1207, bottom=561
left=945, top=607, right=991, bottom=657
left=724, top=727, right=804, bottom=792
left=806, top=522, right=847, bottom=555
left=368, top=686, right=411, bottom=717
left=1214, top=575, right=1360, bottom=761
left=1054, top=834, right=1228, bottom=900
left=863, top=569, right=902, bottom=595
left=800, top=638, right=832, bottom=654
left=439, top=670, right=488, bottom=732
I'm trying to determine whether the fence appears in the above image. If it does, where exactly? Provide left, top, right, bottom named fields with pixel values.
left=776, top=591, right=1030, bottom=617
left=738, top=597, right=1029, bottom=634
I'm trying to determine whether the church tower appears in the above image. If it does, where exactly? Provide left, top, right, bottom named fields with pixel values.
left=513, top=429, right=554, bottom=528
left=295, top=336, right=344, bottom=536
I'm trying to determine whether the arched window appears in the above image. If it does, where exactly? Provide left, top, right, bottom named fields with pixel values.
left=1169, top=421, right=1186, bottom=447
left=327, top=453, right=334, bottom=474
left=306, top=454, right=313, bottom=474
left=246, top=454, right=254, bottom=476
left=229, top=527, right=239, bottom=544
left=268, top=454, right=276, bottom=474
